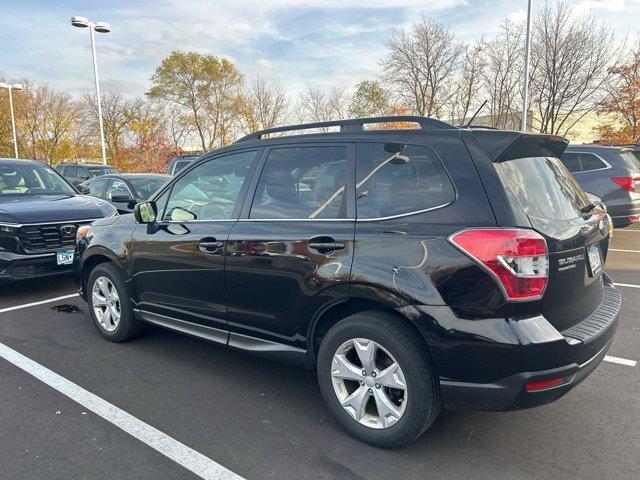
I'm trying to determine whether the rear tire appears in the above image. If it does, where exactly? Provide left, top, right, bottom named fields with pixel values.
left=317, top=310, right=441, bottom=448
left=87, top=263, right=142, bottom=342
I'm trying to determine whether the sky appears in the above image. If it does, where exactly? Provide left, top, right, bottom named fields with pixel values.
left=0, top=0, right=638, bottom=98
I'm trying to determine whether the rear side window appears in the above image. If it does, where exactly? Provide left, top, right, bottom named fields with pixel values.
left=559, top=152, right=607, bottom=173
left=355, top=143, right=454, bottom=219
left=618, top=151, right=640, bottom=171
left=65, top=166, right=78, bottom=177
left=494, top=157, right=590, bottom=221
left=250, top=146, right=348, bottom=219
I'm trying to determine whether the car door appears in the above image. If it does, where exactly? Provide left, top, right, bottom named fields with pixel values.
left=129, top=148, right=261, bottom=339
left=225, top=144, right=356, bottom=352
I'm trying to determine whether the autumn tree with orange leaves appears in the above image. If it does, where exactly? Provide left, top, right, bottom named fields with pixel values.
left=596, top=44, right=640, bottom=144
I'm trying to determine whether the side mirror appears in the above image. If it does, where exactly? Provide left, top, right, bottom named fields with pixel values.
left=111, top=193, right=134, bottom=203
left=77, top=185, right=89, bottom=194
left=134, top=201, right=157, bottom=224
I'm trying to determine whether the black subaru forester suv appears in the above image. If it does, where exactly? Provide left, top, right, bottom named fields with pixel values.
left=75, top=117, right=620, bottom=447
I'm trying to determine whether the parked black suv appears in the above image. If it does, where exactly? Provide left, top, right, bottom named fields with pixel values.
left=75, top=117, right=620, bottom=447
left=0, top=158, right=117, bottom=281
left=55, top=162, right=119, bottom=186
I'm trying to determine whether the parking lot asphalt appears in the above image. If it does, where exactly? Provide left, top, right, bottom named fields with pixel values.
left=1, top=225, right=639, bottom=480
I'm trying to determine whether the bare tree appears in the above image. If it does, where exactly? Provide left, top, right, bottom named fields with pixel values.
left=481, top=21, right=524, bottom=129
left=239, top=76, right=289, bottom=134
left=82, top=91, right=132, bottom=158
left=529, top=1, right=618, bottom=136
left=381, top=16, right=464, bottom=117
left=446, top=41, right=485, bottom=124
left=297, top=85, right=350, bottom=129
left=165, top=104, right=192, bottom=150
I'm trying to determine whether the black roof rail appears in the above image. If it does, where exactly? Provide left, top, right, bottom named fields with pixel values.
left=234, top=116, right=456, bottom=143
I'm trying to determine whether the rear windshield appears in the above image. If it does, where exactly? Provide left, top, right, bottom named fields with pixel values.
left=618, top=151, right=640, bottom=171
left=494, top=157, right=590, bottom=221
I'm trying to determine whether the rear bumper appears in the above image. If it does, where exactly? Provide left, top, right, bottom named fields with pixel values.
left=440, top=338, right=612, bottom=411
left=405, top=277, right=621, bottom=411
left=0, top=250, right=72, bottom=281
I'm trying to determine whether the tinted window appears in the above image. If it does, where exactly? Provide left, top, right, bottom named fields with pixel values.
left=559, top=153, right=581, bottom=173
left=250, top=146, right=348, bottom=219
left=88, top=178, right=107, bottom=197
left=106, top=179, right=131, bottom=200
left=129, top=177, right=168, bottom=200
left=77, top=167, right=90, bottom=179
left=618, top=151, right=640, bottom=171
left=355, top=143, right=454, bottom=219
left=65, top=166, right=78, bottom=177
left=560, top=152, right=607, bottom=172
left=494, top=157, right=590, bottom=221
left=164, top=150, right=257, bottom=221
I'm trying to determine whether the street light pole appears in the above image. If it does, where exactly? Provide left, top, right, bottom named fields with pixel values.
left=71, top=16, right=111, bottom=165
left=0, top=82, right=22, bottom=159
left=521, top=0, right=532, bottom=132
left=89, top=26, right=107, bottom=165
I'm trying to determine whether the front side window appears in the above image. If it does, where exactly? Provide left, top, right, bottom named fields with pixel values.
left=164, top=150, right=257, bottom=221
left=88, top=178, right=107, bottom=197
left=355, top=143, right=455, bottom=219
left=106, top=179, right=132, bottom=200
left=249, top=146, right=348, bottom=219
left=66, top=166, right=78, bottom=177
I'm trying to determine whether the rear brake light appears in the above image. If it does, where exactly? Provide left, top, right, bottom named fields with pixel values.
left=525, top=376, right=568, bottom=392
left=612, top=176, right=640, bottom=192
left=630, top=214, right=640, bottom=223
left=449, top=228, right=549, bottom=301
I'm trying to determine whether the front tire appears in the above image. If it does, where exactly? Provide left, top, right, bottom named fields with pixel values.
left=317, top=311, right=441, bottom=448
left=87, top=263, right=142, bottom=342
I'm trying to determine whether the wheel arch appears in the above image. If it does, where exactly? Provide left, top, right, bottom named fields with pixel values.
left=307, top=295, right=438, bottom=372
left=81, top=248, right=128, bottom=297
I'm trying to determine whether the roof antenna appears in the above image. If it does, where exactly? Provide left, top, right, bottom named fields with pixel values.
left=464, top=100, right=487, bottom=127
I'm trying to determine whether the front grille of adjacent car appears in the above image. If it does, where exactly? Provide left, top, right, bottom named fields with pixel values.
left=17, top=222, right=91, bottom=253
left=562, top=286, right=622, bottom=343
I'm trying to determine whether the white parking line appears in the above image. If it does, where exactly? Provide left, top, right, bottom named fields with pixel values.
left=609, top=248, right=640, bottom=253
left=613, top=283, right=640, bottom=289
left=604, top=355, right=637, bottom=367
left=0, top=293, right=80, bottom=314
left=0, top=342, right=244, bottom=480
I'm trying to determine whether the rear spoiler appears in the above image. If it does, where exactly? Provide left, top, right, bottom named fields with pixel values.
left=464, top=130, right=569, bottom=163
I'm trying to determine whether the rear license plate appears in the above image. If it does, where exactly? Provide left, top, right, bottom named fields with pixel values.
left=56, top=249, right=75, bottom=265
left=586, top=243, right=602, bottom=277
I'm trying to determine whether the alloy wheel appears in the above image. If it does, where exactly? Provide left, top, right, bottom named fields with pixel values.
left=91, top=276, right=121, bottom=332
left=330, top=338, right=408, bottom=429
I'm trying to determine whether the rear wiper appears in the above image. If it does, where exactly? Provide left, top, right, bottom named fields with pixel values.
left=580, top=203, right=597, bottom=215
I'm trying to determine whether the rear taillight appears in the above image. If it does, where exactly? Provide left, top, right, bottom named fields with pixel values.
left=449, top=228, right=549, bottom=301
left=612, top=176, right=640, bottom=192
left=525, top=376, right=568, bottom=392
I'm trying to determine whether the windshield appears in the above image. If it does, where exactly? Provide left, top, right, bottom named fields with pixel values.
left=129, top=177, right=168, bottom=200
left=0, top=163, right=76, bottom=197
left=494, top=156, right=590, bottom=221
left=89, top=166, right=119, bottom=178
